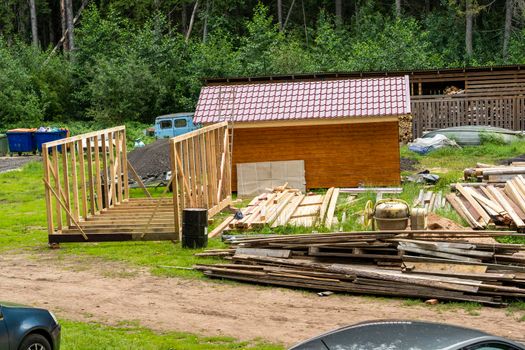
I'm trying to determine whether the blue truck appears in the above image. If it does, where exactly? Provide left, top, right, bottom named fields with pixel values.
left=154, top=113, right=200, bottom=139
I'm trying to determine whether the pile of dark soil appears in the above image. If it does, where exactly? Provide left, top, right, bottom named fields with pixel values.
left=127, top=139, right=170, bottom=180
left=400, top=157, right=418, bottom=171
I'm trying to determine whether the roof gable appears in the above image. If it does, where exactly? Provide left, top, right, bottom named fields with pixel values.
left=194, top=76, right=410, bottom=123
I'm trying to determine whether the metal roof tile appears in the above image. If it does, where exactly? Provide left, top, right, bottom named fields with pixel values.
left=194, top=76, right=410, bottom=123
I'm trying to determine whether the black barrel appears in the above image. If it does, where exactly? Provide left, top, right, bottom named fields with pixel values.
left=182, top=208, right=208, bottom=248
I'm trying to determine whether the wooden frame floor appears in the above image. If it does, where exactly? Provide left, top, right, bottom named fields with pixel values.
left=48, top=198, right=179, bottom=243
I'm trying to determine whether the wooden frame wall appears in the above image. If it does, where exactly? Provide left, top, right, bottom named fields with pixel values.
left=43, top=126, right=129, bottom=237
left=170, top=121, right=232, bottom=235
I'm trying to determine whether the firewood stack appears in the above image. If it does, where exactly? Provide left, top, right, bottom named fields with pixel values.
left=195, top=230, right=525, bottom=306
left=398, top=114, right=413, bottom=144
left=448, top=175, right=525, bottom=231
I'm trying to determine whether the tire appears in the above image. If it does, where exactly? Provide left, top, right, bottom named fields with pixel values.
left=18, top=333, right=52, bottom=350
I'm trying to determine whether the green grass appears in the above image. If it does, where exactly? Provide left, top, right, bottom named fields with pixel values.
left=401, top=299, right=482, bottom=316
left=60, top=319, right=283, bottom=350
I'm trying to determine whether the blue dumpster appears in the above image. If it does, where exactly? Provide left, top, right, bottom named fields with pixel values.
left=35, top=129, right=69, bottom=153
left=6, top=129, right=36, bottom=155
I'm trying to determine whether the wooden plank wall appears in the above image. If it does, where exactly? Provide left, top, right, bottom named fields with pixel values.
left=42, top=126, right=129, bottom=234
left=231, top=121, right=401, bottom=190
left=169, top=122, right=232, bottom=224
left=411, top=95, right=525, bottom=137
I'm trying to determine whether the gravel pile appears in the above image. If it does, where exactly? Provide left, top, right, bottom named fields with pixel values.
left=127, top=139, right=171, bottom=180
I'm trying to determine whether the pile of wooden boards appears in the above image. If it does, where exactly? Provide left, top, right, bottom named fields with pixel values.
left=413, top=190, right=446, bottom=213
left=448, top=176, right=525, bottom=231
left=209, top=185, right=340, bottom=237
left=195, top=231, right=525, bottom=306
left=465, top=162, right=525, bottom=183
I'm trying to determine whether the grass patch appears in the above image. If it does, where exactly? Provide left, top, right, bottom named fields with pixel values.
left=401, top=299, right=482, bottom=316
left=60, top=319, right=284, bottom=350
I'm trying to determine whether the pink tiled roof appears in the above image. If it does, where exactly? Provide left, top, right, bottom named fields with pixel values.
left=194, top=76, right=410, bottom=123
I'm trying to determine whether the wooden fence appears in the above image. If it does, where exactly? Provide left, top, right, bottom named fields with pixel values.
left=170, top=121, right=232, bottom=233
left=43, top=126, right=129, bottom=236
left=411, top=94, right=525, bottom=138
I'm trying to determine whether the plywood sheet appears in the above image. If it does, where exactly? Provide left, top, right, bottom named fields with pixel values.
left=237, top=160, right=305, bottom=197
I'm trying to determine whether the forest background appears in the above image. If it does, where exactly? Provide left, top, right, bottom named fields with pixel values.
left=1, top=0, right=525, bottom=131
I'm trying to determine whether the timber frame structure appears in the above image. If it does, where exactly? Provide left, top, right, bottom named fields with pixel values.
left=43, top=123, right=231, bottom=244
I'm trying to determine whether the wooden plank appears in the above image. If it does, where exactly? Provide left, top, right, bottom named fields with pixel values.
left=273, top=194, right=305, bottom=227
left=52, top=147, right=63, bottom=232
left=324, top=188, right=340, bottom=228
left=61, top=141, right=71, bottom=227
left=86, top=137, right=96, bottom=215
left=48, top=232, right=179, bottom=243
left=171, top=141, right=181, bottom=239
left=208, top=216, right=234, bottom=238
left=216, top=127, right=229, bottom=203
left=101, top=133, right=109, bottom=210
left=108, top=131, right=116, bottom=207
left=488, top=185, right=525, bottom=228
left=127, top=161, right=152, bottom=198
left=42, top=145, right=54, bottom=234
left=93, top=135, right=103, bottom=211
left=456, top=184, right=490, bottom=225
left=121, top=129, right=129, bottom=200
left=115, top=130, right=123, bottom=204
left=69, top=142, right=79, bottom=222
left=235, top=247, right=292, bottom=258
left=77, top=139, right=88, bottom=219
left=318, top=187, right=334, bottom=225
left=43, top=125, right=125, bottom=148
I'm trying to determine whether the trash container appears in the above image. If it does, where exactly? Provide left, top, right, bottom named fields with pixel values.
left=35, top=129, right=69, bottom=153
left=0, top=134, right=8, bottom=156
left=6, top=129, right=36, bottom=155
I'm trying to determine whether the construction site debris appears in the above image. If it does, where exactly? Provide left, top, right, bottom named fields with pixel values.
left=408, top=134, right=460, bottom=155
left=448, top=175, right=525, bottom=231
left=464, top=163, right=525, bottom=183
left=209, top=185, right=340, bottom=238
left=413, top=190, right=446, bottom=213
left=195, top=230, right=525, bottom=306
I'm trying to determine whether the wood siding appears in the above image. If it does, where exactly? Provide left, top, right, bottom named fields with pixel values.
left=231, top=121, right=400, bottom=190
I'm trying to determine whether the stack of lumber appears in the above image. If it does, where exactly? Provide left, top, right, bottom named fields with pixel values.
left=447, top=175, right=525, bottom=231
left=195, top=231, right=525, bottom=306
left=209, top=185, right=340, bottom=238
left=413, top=190, right=446, bottom=213
left=464, top=162, right=525, bottom=183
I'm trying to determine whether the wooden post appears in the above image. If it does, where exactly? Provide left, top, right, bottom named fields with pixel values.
left=101, top=133, right=109, bottom=210
left=171, top=141, right=181, bottom=239
left=86, top=137, right=96, bottom=215
left=108, top=131, right=116, bottom=207
left=77, top=139, right=88, bottom=219
left=42, top=145, right=54, bottom=234
left=115, top=131, right=123, bottom=205
left=69, top=142, right=79, bottom=222
left=52, top=147, right=63, bottom=232
left=121, top=129, right=129, bottom=200
left=61, top=142, right=71, bottom=227
left=94, top=135, right=103, bottom=212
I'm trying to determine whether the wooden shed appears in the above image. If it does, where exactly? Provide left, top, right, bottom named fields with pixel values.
left=194, top=76, right=411, bottom=190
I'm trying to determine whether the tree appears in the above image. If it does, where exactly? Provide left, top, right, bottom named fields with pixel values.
left=466, top=0, right=473, bottom=57
left=335, top=0, right=342, bottom=23
left=503, top=0, right=514, bottom=59
left=29, top=0, right=38, bottom=47
left=395, top=0, right=401, bottom=17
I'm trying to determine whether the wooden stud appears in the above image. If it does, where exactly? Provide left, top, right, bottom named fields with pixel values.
left=52, top=146, right=63, bottom=232
left=121, top=129, right=129, bottom=200
left=108, top=131, right=116, bottom=207
left=69, top=142, right=79, bottom=222
left=77, top=139, right=88, bottom=219
left=115, top=131, right=123, bottom=205
left=101, top=133, right=109, bottom=210
left=93, top=135, right=103, bottom=211
left=61, top=141, right=71, bottom=227
left=42, top=145, right=54, bottom=234
left=86, top=137, right=96, bottom=215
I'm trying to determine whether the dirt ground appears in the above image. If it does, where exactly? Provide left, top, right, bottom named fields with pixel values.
left=0, top=156, right=41, bottom=173
left=1, top=252, right=523, bottom=347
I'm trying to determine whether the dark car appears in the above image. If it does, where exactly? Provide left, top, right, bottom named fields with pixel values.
left=0, top=304, right=60, bottom=350
left=289, top=320, right=525, bottom=350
